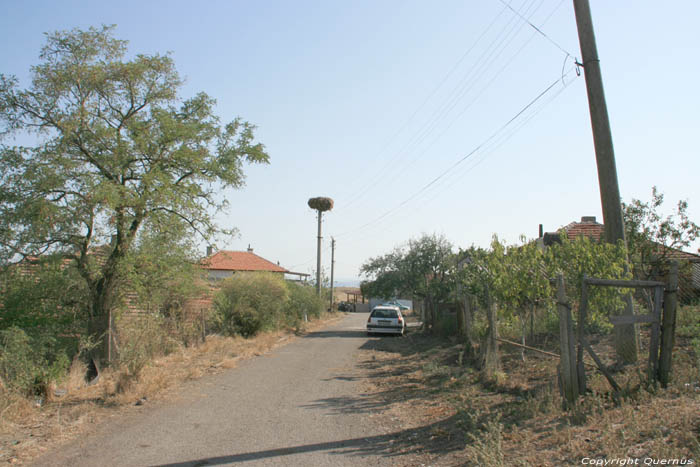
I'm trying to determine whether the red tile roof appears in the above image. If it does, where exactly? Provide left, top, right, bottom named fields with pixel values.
left=202, top=250, right=288, bottom=273
left=562, top=220, right=605, bottom=242
left=558, top=218, right=700, bottom=261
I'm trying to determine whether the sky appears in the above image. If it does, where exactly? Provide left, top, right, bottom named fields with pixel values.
left=2, top=1, right=699, bottom=285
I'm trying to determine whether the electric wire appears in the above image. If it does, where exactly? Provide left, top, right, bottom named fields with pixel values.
left=338, top=0, right=569, bottom=216
left=335, top=0, right=541, bottom=213
left=499, top=0, right=573, bottom=57
left=334, top=68, right=578, bottom=241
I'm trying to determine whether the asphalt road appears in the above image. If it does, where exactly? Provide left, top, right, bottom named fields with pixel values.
left=32, top=313, right=400, bottom=467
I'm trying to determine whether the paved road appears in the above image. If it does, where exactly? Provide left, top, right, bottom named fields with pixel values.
left=32, top=313, right=400, bottom=467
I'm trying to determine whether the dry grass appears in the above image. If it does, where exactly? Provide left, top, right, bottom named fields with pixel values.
left=357, top=329, right=700, bottom=466
left=0, top=312, right=345, bottom=465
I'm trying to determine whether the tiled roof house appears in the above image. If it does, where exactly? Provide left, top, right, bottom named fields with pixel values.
left=201, top=246, right=308, bottom=281
left=542, top=216, right=700, bottom=298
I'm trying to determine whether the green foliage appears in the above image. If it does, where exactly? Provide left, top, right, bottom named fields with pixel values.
left=285, top=282, right=324, bottom=325
left=0, top=327, right=70, bottom=396
left=361, top=233, right=456, bottom=330
left=213, top=273, right=289, bottom=338
left=545, top=235, right=629, bottom=330
left=0, top=256, right=88, bottom=334
left=119, top=226, right=205, bottom=315
left=0, top=25, right=268, bottom=359
left=487, top=235, right=551, bottom=323
left=623, top=186, right=700, bottom=281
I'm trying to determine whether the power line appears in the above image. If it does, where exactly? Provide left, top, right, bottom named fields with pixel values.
left=335, top=0, right=542, bottom=213
left=335, top=68, right=579, bottom=240
left=499, top=0, right=573, bottom=57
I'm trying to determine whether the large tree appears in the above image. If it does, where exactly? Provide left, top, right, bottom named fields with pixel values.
left=361, top=233, right=455, bottom=331
left=0, top=26, right=269, bottom=366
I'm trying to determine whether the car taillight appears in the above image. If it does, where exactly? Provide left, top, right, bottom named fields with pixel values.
left=398, top=316, right=403, bottom=323
left=367, top=316, right=372, bottom=323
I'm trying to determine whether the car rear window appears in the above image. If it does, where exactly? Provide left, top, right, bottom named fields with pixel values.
left=371, top=309, right=398, bottom=319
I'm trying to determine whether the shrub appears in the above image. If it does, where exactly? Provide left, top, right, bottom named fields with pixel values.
left=284, top=282, right=324, bottom=326
left=213, top=273, right=289, bottom=337
left=116, top=313, right=179, bottom=377
left=0, top=327, right=70, bottom=396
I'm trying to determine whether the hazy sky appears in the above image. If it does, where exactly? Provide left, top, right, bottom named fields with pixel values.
left=2, top=1, right=699, bottom=283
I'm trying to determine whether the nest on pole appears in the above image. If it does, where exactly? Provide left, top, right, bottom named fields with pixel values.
left=308, top=197, right=334, bottom=212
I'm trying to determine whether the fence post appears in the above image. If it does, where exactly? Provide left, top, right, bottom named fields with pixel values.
left=481, top=286, right=499, bottom=378
left=658, top=261, right=679, bottom=387
left=200, top=308, right=206, bottom=344
left=556, top=273, right=578, bottom=406
left=463, top=293, right=475, bottom=358
left=577, top=275, right=589, bottom=394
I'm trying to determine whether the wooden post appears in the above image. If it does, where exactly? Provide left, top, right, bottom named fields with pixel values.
left=481, top=286, right=499, bottom=377
left=577, top=275, right=589, bottom=394
left=573, top=0, right=639, bottom=364
left=556, top=273, right=578, bottom=405
left=658, top=261, right=679, bottom=387
left=464, top=293, right=475, bottom=357
left=201, top=308, right=206, bottom=344
left=647, top=285, right=663, bottom=384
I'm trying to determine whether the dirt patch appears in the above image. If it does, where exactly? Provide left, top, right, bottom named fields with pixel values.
left=0, top=312, right=346, bottom=465
left=355, top=329, right=700, bottom=466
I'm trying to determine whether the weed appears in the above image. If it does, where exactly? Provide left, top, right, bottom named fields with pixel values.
left=464, top=418, right=505, bottom=467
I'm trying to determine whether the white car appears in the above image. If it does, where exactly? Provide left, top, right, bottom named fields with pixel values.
left=367, top=306, right=405, bottom=336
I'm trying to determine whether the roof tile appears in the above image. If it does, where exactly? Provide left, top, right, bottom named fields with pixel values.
left=202, top=251, right=288, bottom=273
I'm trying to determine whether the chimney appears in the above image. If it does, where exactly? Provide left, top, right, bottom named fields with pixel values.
left=247, top=244, right=253, bottom=253
left=581, top=216, right=597, bottom=224
left=206, top=246, right=213, bottom=256
left=538, top=224, right=544, bottom=238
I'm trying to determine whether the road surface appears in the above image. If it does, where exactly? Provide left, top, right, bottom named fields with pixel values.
left=32, top=313, right=403, bottom=467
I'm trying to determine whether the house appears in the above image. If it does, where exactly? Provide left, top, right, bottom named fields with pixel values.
left=202, top=246, right=309, bottom=282
left=540, top=216, right=700, bottom=301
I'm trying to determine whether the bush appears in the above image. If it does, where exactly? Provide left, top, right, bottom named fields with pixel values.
left=284, top=282, right=324, bottom=326
left=116, top=313, right=179, bottom=376
left=213, top=273, right=289, bottom=337
left=0, top=327, right=70, bottom=396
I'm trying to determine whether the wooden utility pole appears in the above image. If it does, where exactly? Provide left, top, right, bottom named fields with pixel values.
left=573, top=0, right=638, bottom=362
left=330, top=237, right=335, bottom=311
left=573, top=0, right=624, bottom=244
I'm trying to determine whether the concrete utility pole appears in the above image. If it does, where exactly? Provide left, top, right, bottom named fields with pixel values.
left=316, top=210, right=322, bottom=296
left=573, top=0, right=638, bottom=362
left=330, top=237, right=335, bottom=311
left=308, top=197, right=334, bottom=297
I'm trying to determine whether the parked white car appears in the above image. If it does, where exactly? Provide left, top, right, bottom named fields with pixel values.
left=367, top=305, right=405, bottom=336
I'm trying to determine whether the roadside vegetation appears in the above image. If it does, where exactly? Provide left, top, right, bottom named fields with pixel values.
left=0, top=25, right=340, bottom=464
left=359, top=187, right=700, bottom=463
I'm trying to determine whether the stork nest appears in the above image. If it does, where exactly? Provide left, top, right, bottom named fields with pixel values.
left=308, top=197, right=334, bottom=212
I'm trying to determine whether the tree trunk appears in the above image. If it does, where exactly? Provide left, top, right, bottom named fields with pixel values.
left=86, top=269, right=120, bottom=375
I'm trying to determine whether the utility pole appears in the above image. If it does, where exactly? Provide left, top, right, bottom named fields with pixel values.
left=573, top=0, right=638, bottom=362
left=573, top=0, right=625, bottom=244
left=307, top=197, right=333, bottom=298
left=330, top=237, right=335, bottom=312
left=316, top=209, right=322, bottom=297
